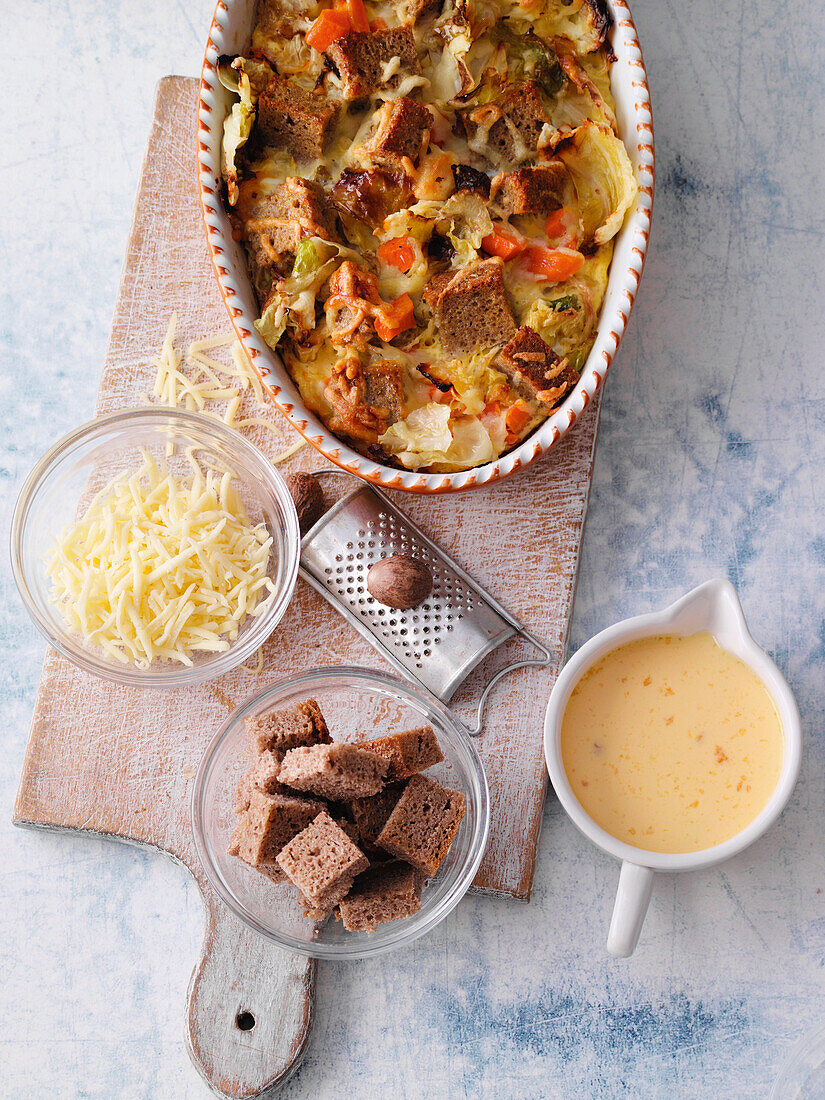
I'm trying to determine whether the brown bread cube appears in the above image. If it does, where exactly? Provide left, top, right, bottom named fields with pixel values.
left=327, top=28, right=421, bottom=100
left=276, top=812, right=369, bottom=912
left=427, top=259, right=517, bottom=356
left=490, top=163, right=569, bottom=215
left=376, top=774, right=466, bottom=875
left=278, top=742, right=389, bottom=800
left=245, top=697, right=331, bottom=758
left=460, top=82, right=552, bottom=166
left=234, top=789, right=326, bottom=867
left=360, top=726, right=444, bottom=781
left=337, top=862, right=424, bottom=932
left=256, top=75, right=338, bottom=161
left=495, top=326, right=578, bottom=407
left=366, top=98, right=430, bottom=165
left=228, top=820, right=245, bottom=857
left=364, top=360, right=406, bottom=420
left=238, top=179, right=340, bottom=304
left=249, top=748, right=287, bottom=793
left=234, top=748, right=290, bottom=813
left=349, top=783, right=406, bottom=847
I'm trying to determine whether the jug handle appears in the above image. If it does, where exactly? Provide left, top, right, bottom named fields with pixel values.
left=607, top=862, right=655, bottom=957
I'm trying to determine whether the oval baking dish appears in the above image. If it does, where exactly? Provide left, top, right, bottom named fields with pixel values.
left=197, top=0, right=654, bottom=493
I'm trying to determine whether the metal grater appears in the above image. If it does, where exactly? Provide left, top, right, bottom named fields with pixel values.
left=298, top=471, right=551, bottom=735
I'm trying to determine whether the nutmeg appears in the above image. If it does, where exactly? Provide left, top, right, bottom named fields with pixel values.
left=367, top=554, right=433, bottom=610
left=286, top=472, right=325, bottom=534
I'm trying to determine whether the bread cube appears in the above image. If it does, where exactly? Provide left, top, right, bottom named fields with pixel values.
left=239, top=180, right=340, bottom=304
left=495, top=326, right=578, bottom=408
left=245, top=697, right=331, bottom=758
left=337, top=862, right=423, bottom=932
left=327, top=28, right=421, bottom=101
left=489, top=163, right=568, bottom=215
left=425, top=259, right=516, bottom=356
left=361, top=726, right=444, bottom=781
left=349, top=782, right=406, bottom=847
left=233, top=748, right=289, bottom=813
left=366, top=97, right=430, bottom=165
left=460, top=82, right=551, bottom=166
left=376, top=774, right=466, bottom=875
left=278, top=742, right=388, bottom=800
left=234, top=789, right=326, bottom=867
left=277, top=812, right=369, bottom=912
left=256, top=75, right=338, bottom=161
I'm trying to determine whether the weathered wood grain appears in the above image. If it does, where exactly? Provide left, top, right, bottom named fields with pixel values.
left=13, top=74, right=600, bottom=1096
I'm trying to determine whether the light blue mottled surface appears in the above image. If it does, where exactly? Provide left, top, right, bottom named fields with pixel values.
left=2, top=1, right=824, bottom=1096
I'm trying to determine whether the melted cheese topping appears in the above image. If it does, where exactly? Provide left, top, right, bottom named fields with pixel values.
left=45, top=452, right=278, bottom=668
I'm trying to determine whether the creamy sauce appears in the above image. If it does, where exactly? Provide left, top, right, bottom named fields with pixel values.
left=560, top=633, right=784, bottom=853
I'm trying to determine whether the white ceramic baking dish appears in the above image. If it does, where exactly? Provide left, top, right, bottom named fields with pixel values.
left=197, top=0, right=654, bottom=493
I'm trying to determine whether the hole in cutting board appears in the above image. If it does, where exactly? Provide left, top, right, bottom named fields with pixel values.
left=235, top=1011, right=256, bottom=1031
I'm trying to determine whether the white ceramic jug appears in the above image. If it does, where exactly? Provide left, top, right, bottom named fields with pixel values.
left=543, top=579, right=802, bottom=957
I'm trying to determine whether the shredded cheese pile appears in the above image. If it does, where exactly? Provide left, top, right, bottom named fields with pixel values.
left=45, top=452, right=278, bottom=668
left=149, top=314, right=306, bottom=465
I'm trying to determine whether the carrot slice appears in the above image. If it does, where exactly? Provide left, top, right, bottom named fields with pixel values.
left=347, top=0, right=371, bottom=34
left=306, top=8, right=352, bottom=51
left=375, top=293, right=415, bottom=341
left=505, top=400, right=533, bottom=436
left=481, top=228, right=524, bottom=261
left=377, top=236, right=416, bottom=274
left=544, top=207, right=568, bottom=239
left=521, top=245, right=585, bottom=282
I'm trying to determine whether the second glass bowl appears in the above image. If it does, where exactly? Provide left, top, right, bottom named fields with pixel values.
left=10, top=407, right=300, bottom=687
left=192, top=667, right=489, bottom=959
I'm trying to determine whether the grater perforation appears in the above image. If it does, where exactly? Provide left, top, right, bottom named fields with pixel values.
left=299, top=473, right=551, bottom=733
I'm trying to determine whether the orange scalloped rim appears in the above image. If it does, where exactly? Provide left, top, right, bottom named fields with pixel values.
left=197, top=0, right=654, bottom=493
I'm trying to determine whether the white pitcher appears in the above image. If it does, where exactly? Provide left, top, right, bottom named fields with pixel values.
left=543, top=579, right=802, bottom=957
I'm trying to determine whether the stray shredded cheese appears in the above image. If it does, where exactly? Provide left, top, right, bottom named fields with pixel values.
left=147, top=315, right=307, bottom=462
left=45, top=452, right=278, bottom=668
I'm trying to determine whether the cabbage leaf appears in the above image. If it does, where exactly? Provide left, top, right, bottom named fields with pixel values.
left=218, top=57, right=271, bottom=206
left=379, top=404, right=496, bottom=471
left=556, top=121, right=637, bottom=245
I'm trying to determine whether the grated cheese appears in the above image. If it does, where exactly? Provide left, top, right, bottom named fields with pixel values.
left=45, top=452, right=278, bottom=668
left=147, top=315, right=307, bottom=460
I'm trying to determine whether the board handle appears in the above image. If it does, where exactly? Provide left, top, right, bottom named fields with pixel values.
left=186, top=880, right=315, bottom=1098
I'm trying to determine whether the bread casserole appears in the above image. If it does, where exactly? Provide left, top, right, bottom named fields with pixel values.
left=216, top=0, right=642, bottom=474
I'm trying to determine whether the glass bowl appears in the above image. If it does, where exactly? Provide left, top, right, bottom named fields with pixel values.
left=191, top=667, right=489, bottom=959
left=10, top=407, right=300, bottom=687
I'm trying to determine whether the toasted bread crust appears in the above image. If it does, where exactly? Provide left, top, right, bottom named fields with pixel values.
left=328, top=28, right=421, bottom=100
left=490, top=163, right=569, bottom=215
left=495, top=326, right=578, bottom=407
left=257, top=75, right=338, bottom=161
left=426, top=259, right=517, bottom=355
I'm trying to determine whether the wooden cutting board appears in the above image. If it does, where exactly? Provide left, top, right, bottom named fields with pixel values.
left=14, top=77, right=602, bottom=1097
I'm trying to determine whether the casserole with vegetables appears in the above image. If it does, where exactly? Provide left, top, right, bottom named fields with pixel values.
left=218, top=0, right=639, bottom=473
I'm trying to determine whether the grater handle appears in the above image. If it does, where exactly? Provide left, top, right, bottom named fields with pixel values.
left=462, top=630, right=553, bottom=736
